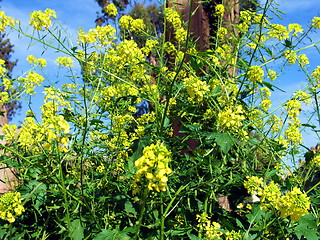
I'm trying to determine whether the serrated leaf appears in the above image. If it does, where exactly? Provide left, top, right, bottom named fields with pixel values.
left=124, top=200, right=137, bottom=217
left=295, top=213, right=319, bottom=240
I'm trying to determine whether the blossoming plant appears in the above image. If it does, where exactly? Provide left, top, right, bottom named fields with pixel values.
left=0, top=0, right=319, bottom=239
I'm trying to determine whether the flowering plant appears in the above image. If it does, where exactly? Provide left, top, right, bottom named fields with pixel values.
left=0, top=1, right=319, bottom=239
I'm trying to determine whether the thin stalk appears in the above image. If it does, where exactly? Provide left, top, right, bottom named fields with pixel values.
left=134, top=188, right=148, bottom=240
left=160, top=194, right=165, bottom=240
left=59, top=162, right=72, bottom=239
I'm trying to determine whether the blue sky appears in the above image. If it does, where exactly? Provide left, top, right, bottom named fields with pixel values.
left=1, top=0, right=320, bottom=148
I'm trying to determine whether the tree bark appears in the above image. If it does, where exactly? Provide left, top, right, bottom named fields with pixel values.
left=0, top=104, right=16, bottom=193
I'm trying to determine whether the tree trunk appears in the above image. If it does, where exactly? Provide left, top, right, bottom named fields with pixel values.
left=0, top=104, right=16, bottom=193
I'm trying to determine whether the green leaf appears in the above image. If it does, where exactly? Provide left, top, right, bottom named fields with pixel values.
left=187, top=233, right=204, bottom=240
left=301, top=123, right=316, bottom=129
left=71, top=219, right=84, bottom=240
left=236, top=218, right=245, bottom=229
left=93, top=229, right=130, bottom=240
left=89, top=119, right=104, bottom=125
left=295, top=213, right=319, bottom=240
left=124, top=200, right=137, bottom=217
left=214, top=133, right=234, bottom=153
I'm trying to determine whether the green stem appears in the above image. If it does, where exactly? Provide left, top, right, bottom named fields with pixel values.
left=134, top=188, right=148, bottom=240
left=160, top=193, right=164, bottom=240
left=59, top=162, right=72, bottom=239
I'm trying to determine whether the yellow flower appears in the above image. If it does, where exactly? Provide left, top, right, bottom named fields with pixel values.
left=119, top=15, right=133, bottom=30
left=311, top=16, right=320, bottom=29
left=217, top=27, right=228, bottom=39
left=215, top=4, right=225, bottom=17
left=164, top=8, right=182, bottom=29
left=104, top=3, right=118, bottom=17
left=267, top=24, right=289, bottom=41
left=29, top=9, right=57, bottom=31
left=267, top=69, right=277, bottom=81
left=55, top=57, right=74, bottom=67
left=0, top=11, right=17, bottom=31
left=248, top=65, right=264, bottom=83
left=197, top=213, right=223, bottom=240
left=288, top=23, right=303, bottom=36
left=2, top=124, right=18, bottom=141
left=244, top=176, right=264, bottom=195
left=217, top=105, right=246, bottom=133
left=278, top=187, right=310, bottom=221
left=183, top=75, right=210, bottom=102
left=27, top=55, right=47, bottom=67
left=0, top=192, right=24, bottom=223
left=133, top=142, right=172, bottom=194
left=130, top=19, right=146, bottom=31
left=284, top=50, right=297, bottom=65
left=175, top=28, right=187, bottom=42
left=312, top=154, right=320, bottom=166
left=298, top=54, right=309, bottom=67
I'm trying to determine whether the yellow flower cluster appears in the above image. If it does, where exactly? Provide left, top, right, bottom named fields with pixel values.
left=119, top=15, right=146, bottom=32
left=29, top=9, right=56, bottom=31
left=278, top=187, right=310, bottom=221
left=285, top=99, right=301, bottom=119
left=293, top=90, right=311, bottom=104
left=3, top=87, right=71, bottom=153
left=282, top=98, right=304, bottom=147
left=0, top=11, right=17, bottom=31
left=267, top=24, right=289, bottom=41
left=55, top=57, right=74, bottom=67
left=298, top=54, right=309, bottom=67
left=164, top=42, right=176, bottom=54
left=217, top=105, right=246, bottom=134
left=214, top=4, right=225, bottom=17
left=312, top=16, right=320, bottom=29
left=259, top=87, right=272, bottom=111
left=244, top=177, right=310, bottom=221
left=243, top=176, right=264, bottom=195
left=217, top=27, right=228, bottom=39
left=197, top=212, right=223, bottom=240
left=164, top=8, right=187, bottom=43
left=311, top=66, right=320, bottom=88
left=78, top=25, right=116, bottom=45
left=267, top=69, right=277, bottom=81
left=116, top=40, right=145, bottom=65
left=247, top=65, right=264, bottom=84
left=225, top=230, right=242, bottom=240
left=288, top=23, right=303, bottom=37
left=0, top=59, right=7, bottom=78
left=0, top=192, right=24, bottom=223
left=27, top=55, right=47, bottom=67
left=183, top=75, right=210, bottom=102
left=133, top=142, right=172, bottom=194
left=312, top=154, right=320, bottom=166
left=104, top=3, right=118, bottom=17
left=284, top=50, right=297, bottom=65
left=141, top=39, right=158, bottom=55
left=18, top=71, right=44, bottom=95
